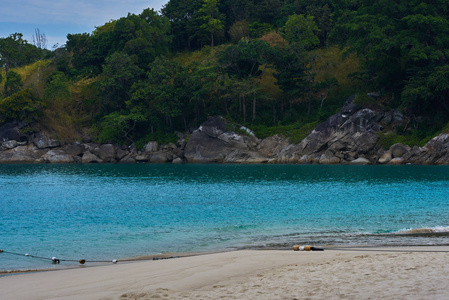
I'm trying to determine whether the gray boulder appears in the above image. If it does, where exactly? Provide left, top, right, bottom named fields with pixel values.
left=172, top=157, right=183, bottom=164
left=81, top=151, right=103, bottom=163
left=0, top=145, right=44, bottom=163
left=135, top=154, right=149, bottom=162
left=350, top=157, right=371, bottom=165
left=33, top=133, right=60, bottom=149
left=96, top=144, right=117, bottom=162
left=224, top=149, right=268, bottom=163
left=184, top=117, right=240, bottom=163
left=63, top=144, right=84, bottom=157
left=116, top=148, right=129, bottom=161
left=319, top=150, right=340, bottom=164
left=257, top=135, right=291, bottom=158
left=119, top=154, right=137, bottom=163
left=378, top=151, right=392, bottom=164
left=2, top=140, right=18, bottom=149
left=41, top=150, right=75, bottom=163
left=144, top=141, right=159, bottom=152
left=149, top=151, right=172, bottom=163
left=390, top=143, right=411, bottom=158
left=389, top=157, right=405, bottom=165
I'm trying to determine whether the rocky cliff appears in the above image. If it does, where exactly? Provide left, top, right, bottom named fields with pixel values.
left=1, top=96, right=449, bottom=164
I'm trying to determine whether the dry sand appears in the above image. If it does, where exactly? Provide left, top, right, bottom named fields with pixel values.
left=1, top=247, right=449, bottom=299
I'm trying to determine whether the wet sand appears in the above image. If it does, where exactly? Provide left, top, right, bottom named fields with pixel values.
left=1, top=247, right=449, bottom=299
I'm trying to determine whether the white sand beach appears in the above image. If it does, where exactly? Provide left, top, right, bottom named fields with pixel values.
left=1, top=247, right=449, bottom=299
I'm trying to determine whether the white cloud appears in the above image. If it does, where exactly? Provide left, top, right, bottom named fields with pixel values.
left=1, top=0, right=168, bottom=26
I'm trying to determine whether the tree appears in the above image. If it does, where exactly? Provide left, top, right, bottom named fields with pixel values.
left=32, top=28, right=47, bottom=49
left=44, top=71, right=71, bottom=103
left=272, top=43, right=310, bottom=113
left=198, top=0, right=225, bottom=47
left=283, top=14, right=320, bottom=49
left=162, top=0, right=203, bottom=50
left=341, top=0, right=449, bottom=106
left=218, top=39, right=273, bottom=122
left=4, top=71, right=23, bottom=97
left=99, top=52, right=143, bottom=114
left=229, top=21, right=250, bottom=43
left=0, top=33, right=41, bottom=75
left=130, top=57, right=187, bottom=130
left=67, top=9, right=171, bottom=74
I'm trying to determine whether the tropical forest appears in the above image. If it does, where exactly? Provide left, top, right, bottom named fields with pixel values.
left=1, top=0, right=449, bottom=150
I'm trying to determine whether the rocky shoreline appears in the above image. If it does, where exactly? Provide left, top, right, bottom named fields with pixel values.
left=2, top=96, right=449, bottom=165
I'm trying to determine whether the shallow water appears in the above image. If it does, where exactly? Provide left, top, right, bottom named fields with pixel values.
left=1, top=164, right=449, bottom=272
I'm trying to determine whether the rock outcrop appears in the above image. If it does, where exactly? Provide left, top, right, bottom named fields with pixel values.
left=4, top=95, right=449, bottom=165
left=184, top=116, right=267, bottom=163
left=270, top=95, right=391, bottom=164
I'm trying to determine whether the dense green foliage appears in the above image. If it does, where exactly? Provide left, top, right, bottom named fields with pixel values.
left=0, top=89, right=44, bottom=124
left=1, top=0, right=449, bottom=147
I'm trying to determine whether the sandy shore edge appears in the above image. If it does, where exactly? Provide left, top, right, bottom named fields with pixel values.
left=1, top=246, right=449, bottom=299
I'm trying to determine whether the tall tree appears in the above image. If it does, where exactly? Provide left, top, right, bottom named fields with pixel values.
left=272, top=43, right=310, bottom=113
left=0, top=33, right=41, bottom=75
left=197, top=0, right=225, bottom=47
left=283, top=14, right=320, bottom=49
left=162, top=0, right=203, bottom=51
left=99, top=52, right=143, bottom=114
left=218, top=39, right=273, bottom=122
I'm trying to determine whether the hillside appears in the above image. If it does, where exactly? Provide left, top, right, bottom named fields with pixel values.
left=1, top=0, right=449, bottom=151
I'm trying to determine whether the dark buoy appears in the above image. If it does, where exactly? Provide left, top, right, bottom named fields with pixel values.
left=52, top=257, right=60, bottom=264
left=79, top=259, right=86, bottom=265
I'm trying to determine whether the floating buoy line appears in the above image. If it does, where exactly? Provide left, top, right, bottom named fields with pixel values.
left=2, top=245, right=447, bottom=269
left=0, top=249, right=179, bottom=266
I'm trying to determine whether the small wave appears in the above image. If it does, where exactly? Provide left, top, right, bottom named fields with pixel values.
left=395, top=226, right=449, bottom=234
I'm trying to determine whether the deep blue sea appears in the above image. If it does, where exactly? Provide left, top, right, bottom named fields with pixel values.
left=1, top=164, right=449, bottom=272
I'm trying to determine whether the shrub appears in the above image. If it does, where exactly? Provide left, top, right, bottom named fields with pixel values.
left=0, top=89, right=44, bottom=124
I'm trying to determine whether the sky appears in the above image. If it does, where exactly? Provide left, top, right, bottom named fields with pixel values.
left=0, top=0, right=168, bottom=49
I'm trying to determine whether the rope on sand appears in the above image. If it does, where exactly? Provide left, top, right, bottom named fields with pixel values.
left=293, top=245, right=449, bottom=253
left=0, top=249, right=179, bottom=265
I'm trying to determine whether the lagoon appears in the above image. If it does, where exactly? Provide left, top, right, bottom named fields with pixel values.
left=1, top=164, right=449, bottom=272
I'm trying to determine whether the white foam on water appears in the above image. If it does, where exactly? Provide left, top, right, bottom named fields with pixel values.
left=396, top=226, right=449, bottom=234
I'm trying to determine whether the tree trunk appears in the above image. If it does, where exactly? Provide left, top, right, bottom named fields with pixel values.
left=224, top=99, right=229, bottom=115
left=243, top=98, right=246, bottom=123
left=252, top=92, right=256, bottom=122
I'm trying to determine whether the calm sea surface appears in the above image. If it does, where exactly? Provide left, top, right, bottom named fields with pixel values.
left=1, top=164, right=449, bottom=272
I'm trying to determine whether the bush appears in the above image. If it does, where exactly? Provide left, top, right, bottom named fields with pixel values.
left=377, top=131, right=436, bottom=149
left=0, top=89, right=44, bottom=124
left=4, top=71, right=23, bottom=96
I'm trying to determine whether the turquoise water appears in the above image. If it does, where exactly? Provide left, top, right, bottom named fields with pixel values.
left=1, top=164, right=449, bottom=272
